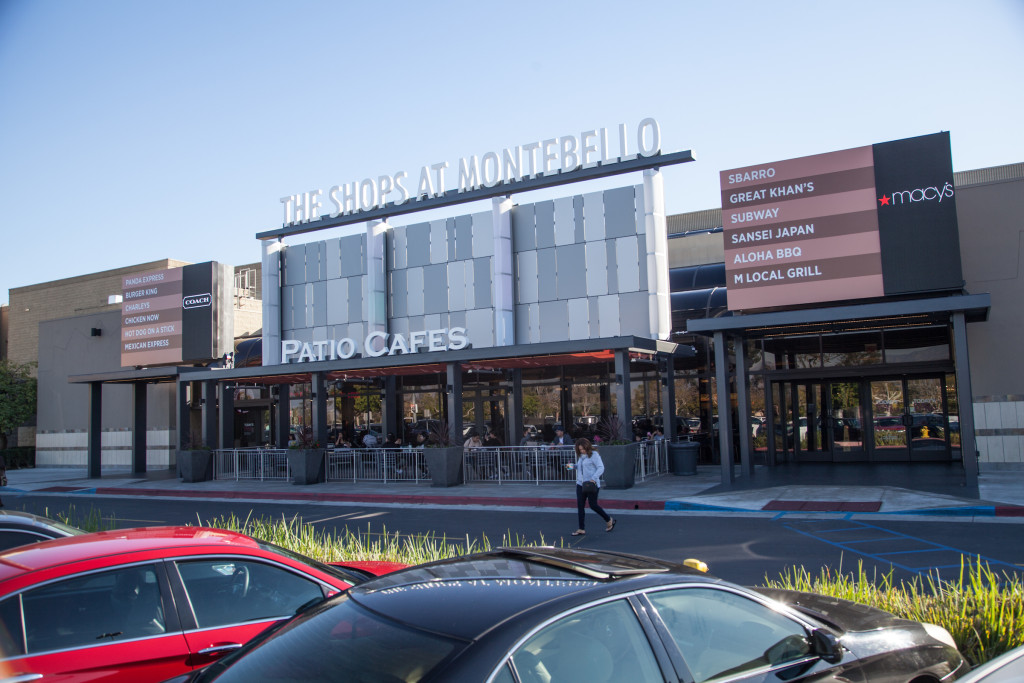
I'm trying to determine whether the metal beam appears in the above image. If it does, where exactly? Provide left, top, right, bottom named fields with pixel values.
left=714, top=332, right=734, bottom=484
left=88, top=382, right=102, bottom=479
left=132, top=381, right=147, bottom=475
left=952, top=312, right=979, bottom=491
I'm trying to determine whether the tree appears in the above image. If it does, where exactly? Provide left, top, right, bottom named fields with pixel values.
left=0, top=360, right=37, bottom=450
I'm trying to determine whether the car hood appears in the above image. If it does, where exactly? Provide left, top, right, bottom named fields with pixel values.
left=752, top=588, right=911, bottom=633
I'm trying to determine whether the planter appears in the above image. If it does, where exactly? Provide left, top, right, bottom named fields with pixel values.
left=287, top=449, right=325, bottom=485
left=179, top=450, right=213, bottom=482
left=425, top=447, right=464, bottom=487
left=596, top=444, right=636, bottom=489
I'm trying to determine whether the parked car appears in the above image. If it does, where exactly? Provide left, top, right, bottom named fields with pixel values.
left=0, top=509, right=86, bottom=551
left=170, top=546, right=968, bottom=683
left=957, top=643, right=1024, bottom=682
left=0, top=526, right=405, bottom=682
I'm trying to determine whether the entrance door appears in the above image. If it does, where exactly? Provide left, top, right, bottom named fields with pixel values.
left=869, top=379, right=908, bottom=461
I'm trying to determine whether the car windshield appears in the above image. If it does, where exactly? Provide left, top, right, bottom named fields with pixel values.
left=199, top=594, right=462, bottom=682
left=254, top=539, right=369, bottom=586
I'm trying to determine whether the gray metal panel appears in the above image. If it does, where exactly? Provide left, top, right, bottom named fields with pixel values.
left=583, top=191, right=606, bottom=241
left=619, top=291, right=649, bottom=336
left=474, top=257, right=491, bottom=308
left=598, top=295, right=620, bottom=337
left=585, top=242, right=608, bottom=296
left=423, top=263, right=449, bottom=315
left=289, top=327, right=312, bottom=344
left=553, top=197, right=575, bottom=246
left=516, top=251, right=538, bottom=303
left=556, top=244, right=586, bottom=299
left=512, top=203, right=536, bottom=252
left=405, top=222, right=430, bottom=268
left=305, top=242, right=323, bottom=282
left=406, top=267, right=425, bottom=316
left=390, top=317, right=409, bottom=339
left=449, top=310, right=467, bottom=329
left=535, top=200, right=555, bottom=249
left=588, top=297, right=601, bottom=338
left=405, top=316, right=424, bottom=335
left=567, top=298, right=589, bottom=340
left=604, top=186, right=637, bottom=238
left=455, top=215, right=473, bottom=260
left=466, top=308, right=494, bottom=348
left=574, top=195, right=585, bottom=243
left=325, top=238, right=342, bottom=279
left=615, top=236, right=641, bottom=293
left=465, top=258, right=476, bottom=308
left=429, top=219, right=448, bottom=264
left=472, top=211, right=494, bottom=258
left=423, top=313, right=442, bottom=331
left=284, top=244, right=305, bottom=286
left=390, top=269, right=408, bottom=318
left=347, top=276, right=363, bottom=322
left=537, top=248, right=557, bottom=302
left=539, top=300, right=569, bottom=342
left=340, top=234, right=364, bottom=275
left=326, top=278, right=347, bottom=325
left=637, top=233, right=647, bottom=289
left=515, top=304, right=531, bottom=343
left=448, top=261, right=467, bottom=311
left=311, top=281, right=326, bottom=327
left=292, top=284, right=307, bottom=330
left=393, top=226, right=408, bottom=270
left=606, top=241, right=618, bottom=295
left=304, top=283, right=315, bottom=327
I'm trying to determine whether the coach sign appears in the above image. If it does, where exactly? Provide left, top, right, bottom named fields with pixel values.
left=721, top=132, right=960, bottom=311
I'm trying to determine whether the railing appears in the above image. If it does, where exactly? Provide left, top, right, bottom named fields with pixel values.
left=636, top=439, right=669, bottom=482
left=214, top=449, right=291, bottom=481
left=326, top=448, right=429, bottom=483
left=462, top=446, right=578, bottom=485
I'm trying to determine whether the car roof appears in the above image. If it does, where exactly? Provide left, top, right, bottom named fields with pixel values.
left=0, top=510, right=83, bottom=534
left=349, top=547, right=714, bottom=640
left=0, top=526, right=260, bottom=581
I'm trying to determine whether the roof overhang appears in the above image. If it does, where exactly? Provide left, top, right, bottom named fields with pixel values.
left=684, top=293, right=990, bottom=339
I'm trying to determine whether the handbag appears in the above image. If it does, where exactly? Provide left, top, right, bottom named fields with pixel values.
left=582, top=480, right=598, bottom=495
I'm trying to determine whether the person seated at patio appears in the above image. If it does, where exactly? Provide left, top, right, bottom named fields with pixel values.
left=484, top=430, right=502, bottom=447
left=519, top=427, right=533, bottom=446
left=334, top=432, right=352, bottom=448
left=550, top=427, right=571, bottom=447
left=464, top=433, right=483, bottom=449
left=414, top=432, right=428, bottom=448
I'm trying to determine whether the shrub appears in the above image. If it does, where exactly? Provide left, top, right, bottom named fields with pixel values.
left=0, top=447, right=35, bottom=469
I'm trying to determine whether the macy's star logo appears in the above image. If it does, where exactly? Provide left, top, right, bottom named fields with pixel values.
left=878, top=195, right=890, bottom=206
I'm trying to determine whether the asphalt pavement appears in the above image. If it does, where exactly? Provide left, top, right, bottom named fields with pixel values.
left=4, top=463, right=1024, bottom=522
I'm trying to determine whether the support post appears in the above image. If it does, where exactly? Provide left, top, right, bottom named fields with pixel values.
left=714, top=331, right=735, bottom=484
left=952, top=312, right=979, bottom=491
left=88, top=382, right=102, bottom=479
left=509, top=369, right=523, bottom=445
left=383, top=376, right=399, bottom=441
left=661, top=355, right=677, bottom=442
left=132, top=381, right=147, bottom=475
left=735, top=336, right=754, bottom=479
left=219, top=385, right=235, bottom=450
left=614, top=350, right=632, bottom=442
left=446, top=363, right=463, bottom=446
left=311, top=372, right=328, bottom=447
left=202, top=380, right=217, bottom=449
left=276, top=384, right=291, bottom=448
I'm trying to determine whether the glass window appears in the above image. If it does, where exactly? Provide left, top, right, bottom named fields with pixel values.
left=883, top=326, right=950, bottom=364
left=0, top=595, right=25, bottom=656
left=648, top=587, right=810, bottom=683
left=21, top=564, right=165, bottom=653
left=510, top=599, right=661, bottom=683
left=822, top=331, right=883, bottom=367
left=207, top=595, right=460, bottom=682
left=0, top=530, right=51, bottom=552
left=176, top=559, right=324, bottom=628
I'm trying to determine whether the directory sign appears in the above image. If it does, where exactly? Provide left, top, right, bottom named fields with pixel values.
left=720, top=132, right=960, bottom=310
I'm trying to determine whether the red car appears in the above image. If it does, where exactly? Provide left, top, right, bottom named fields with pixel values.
left=0, top=526, right=405, bottom=682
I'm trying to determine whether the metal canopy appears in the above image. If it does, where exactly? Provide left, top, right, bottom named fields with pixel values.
left=685, top=293, right=990, bottom=338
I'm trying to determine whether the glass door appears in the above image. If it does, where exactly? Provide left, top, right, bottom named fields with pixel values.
left=907, top=376, right=951, bottom=461
left=869, top=379, right=908, bottom=461
left=829, top=381, right=865, bottom=461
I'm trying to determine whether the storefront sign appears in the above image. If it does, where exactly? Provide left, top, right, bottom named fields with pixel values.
left=279, top=118, right=663, bottom=228
left=720, top=132, right=959, bottom=310
left=281, top=327, right=469, bottom=363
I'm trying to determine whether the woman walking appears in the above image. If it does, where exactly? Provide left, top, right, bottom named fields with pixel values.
left=571, top=437, right=615, bottom=536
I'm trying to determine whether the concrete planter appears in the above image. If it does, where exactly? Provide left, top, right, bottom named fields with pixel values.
left=179, top=450, right=213, bottom=482
left=287, top=449, right=325, bottom=485
left=425, top=447, right=464, bottom=487
left=596, top=444, right=636, bottom=489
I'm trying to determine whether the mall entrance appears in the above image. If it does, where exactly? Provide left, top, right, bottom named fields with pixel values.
left=768, top=374, right=960, bottom=463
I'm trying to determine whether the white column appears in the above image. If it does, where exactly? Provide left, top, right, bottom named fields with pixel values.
left=365, top=220, right=389, bottom=336
left=643, top=168, right=671, bottom=340
left=261, top=239, right=283, bottom=366
left=492, top=197, right=514, bottom=346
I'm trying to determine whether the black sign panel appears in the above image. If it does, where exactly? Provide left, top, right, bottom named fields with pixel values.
left=873, top=132, right=963, bottom=295
left=181, top=261, right=216, bottom=363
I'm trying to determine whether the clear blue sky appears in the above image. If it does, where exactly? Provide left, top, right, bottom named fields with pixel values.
left=2, top=0, right=1022, bottom=305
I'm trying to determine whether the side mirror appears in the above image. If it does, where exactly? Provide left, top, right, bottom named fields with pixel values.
left=810, top=629, right=843, bottom=664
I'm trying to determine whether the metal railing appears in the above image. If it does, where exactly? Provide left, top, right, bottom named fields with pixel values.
left=214, top=449, right=291, bottom=481
left=326, top=448, right=429, bottom=483
left=636, top=439, right=669, bottom=482
left=462, top=446, right=578, bottom=485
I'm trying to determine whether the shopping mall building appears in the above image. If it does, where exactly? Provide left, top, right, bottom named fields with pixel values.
left=10, top=121, right=1024, bottom=494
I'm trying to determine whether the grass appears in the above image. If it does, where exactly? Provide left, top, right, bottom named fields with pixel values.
left=764, top=555, right=1024, bottom=666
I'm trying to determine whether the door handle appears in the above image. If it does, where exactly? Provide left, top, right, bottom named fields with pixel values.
left=198, top=643, right=243, bottom=655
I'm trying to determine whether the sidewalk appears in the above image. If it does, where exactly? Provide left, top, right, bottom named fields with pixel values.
left=4, top=465, right=1024, bottom=519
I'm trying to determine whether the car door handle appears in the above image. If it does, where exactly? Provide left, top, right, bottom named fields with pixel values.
left=1, top=675, right=45, bottom=683
left=198, top=643, right=243, bottom=655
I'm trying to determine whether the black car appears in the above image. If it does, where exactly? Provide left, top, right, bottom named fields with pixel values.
left=0, top=510, right=85, bottom=551
left=170, top=547, right=967, bottom=683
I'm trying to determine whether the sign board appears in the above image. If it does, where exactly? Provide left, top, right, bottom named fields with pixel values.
left=721, top=132, right=960, bottom=310
left=121, top=261, right=226, bottom=367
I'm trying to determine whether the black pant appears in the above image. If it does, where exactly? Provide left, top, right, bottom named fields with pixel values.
left=576, top=484, right=611, bottom=530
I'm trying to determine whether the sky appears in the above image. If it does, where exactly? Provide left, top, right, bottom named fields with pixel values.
left=1, top=0, right=1022, bottom=306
